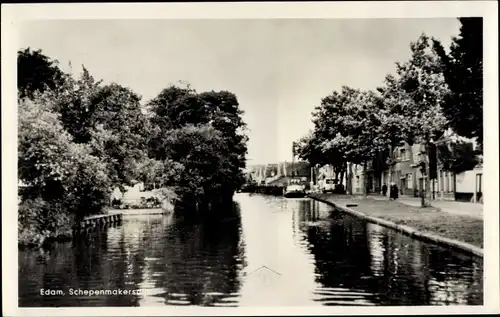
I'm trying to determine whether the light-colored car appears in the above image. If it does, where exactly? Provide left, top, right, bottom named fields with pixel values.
left=284, top=184, right=306, bottom=198
left=321, top=178, right=336, bottom=193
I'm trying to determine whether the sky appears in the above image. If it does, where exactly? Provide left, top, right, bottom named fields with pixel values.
left=19, top=18, right=461, bottom=165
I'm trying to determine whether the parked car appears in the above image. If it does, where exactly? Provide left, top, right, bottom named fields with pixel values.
left=320, top=178, right=336, bottom=193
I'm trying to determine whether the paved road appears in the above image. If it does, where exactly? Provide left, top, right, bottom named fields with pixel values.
left=370, top=195, right=483, bottom=220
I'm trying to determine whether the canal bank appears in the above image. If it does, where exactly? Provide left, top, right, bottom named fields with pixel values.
left=18, top=194, right=484, bottom=306
left=18, top=207, right=172, bottom=249
left=308, top=193, right=483, bottom=257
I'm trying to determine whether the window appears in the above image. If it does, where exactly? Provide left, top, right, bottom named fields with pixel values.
left=407, top=174, right=413, bottom=189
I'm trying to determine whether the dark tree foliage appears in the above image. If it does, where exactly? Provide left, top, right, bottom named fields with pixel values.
left=17, top=50, right=249, bottom=246
left=437, top=141, right=479, bottom=174
left=53, top=66, right=102, bottom=144
left=433, top=18, right=483, bottom=149
left=146, top=85, right=248, bottom=207
left=18, top=48, right=65, bottom=99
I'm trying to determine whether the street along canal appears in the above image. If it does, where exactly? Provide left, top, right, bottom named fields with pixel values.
left=19, top=193, right=483, bottom=307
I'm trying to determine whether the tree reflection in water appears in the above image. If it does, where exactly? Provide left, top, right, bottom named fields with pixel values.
left=156, top=202, right=245, bottom=306
left=19, top=202, right=246, bottom=307
left=18, top=196, right=482, bottom=307
left=299, top=200, right=483, bottom=306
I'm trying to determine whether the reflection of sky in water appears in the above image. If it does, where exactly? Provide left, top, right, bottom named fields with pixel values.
left=367, top=224, right=385, bottom=277
left=237, top=196, right=319, bottom=306
left=18, top=194, right=483, bottom=307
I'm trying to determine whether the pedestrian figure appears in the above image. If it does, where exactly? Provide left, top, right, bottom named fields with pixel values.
left=390, top=182, right=399, bottom=200
left=382, top=184, right=388, bottom=197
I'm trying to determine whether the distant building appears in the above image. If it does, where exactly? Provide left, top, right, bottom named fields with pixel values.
left=247, top=161, right=312, bottom=186
left=347, top=129, right=482, bottom=203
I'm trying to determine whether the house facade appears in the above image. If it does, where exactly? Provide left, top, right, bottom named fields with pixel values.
left=347, top=131, right=482, bottom=202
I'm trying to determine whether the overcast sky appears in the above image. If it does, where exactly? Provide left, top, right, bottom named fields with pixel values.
left=19, top=18, right=461, bottom=165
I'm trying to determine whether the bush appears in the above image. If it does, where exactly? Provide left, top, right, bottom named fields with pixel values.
left=18, top=198, right=74, bottom=247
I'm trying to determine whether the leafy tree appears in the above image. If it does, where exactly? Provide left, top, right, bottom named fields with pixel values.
left=147, top=85, right=203, bottom=160
left=50, top=66, right=103, bottom=144
left=18, top=96, right=112, bottom=246
left=87, top=83, right=150, bottom=187
left=383, top=34, right=449, bottom=206
left=295, top=131, right=329, bottom=167
left=18, top=98, right=77, bottom=201
left=308, top=88, right=354, bottom=181
left=45, top=67, right=149, bottom=188
left=147, top=86, right=248, bottom=204
left=437, top=139, right=479, bottom=174
left=134, top=157, right=184, bottom=191
left=198, top=90, right=248, bottom=192
left=433, top=18, right=483, bottom=149
left=18, top=48, right=66, bottom=99
left=322, top=89, right=389, bottom=195
left=161, top=124, right=236, bottom=210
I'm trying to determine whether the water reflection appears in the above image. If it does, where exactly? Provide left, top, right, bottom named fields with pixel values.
left=19, top=203, right=245, bottom=307
left=18, top=194, right=483, bottom=307
left=299, top=200, right=483, bottom=306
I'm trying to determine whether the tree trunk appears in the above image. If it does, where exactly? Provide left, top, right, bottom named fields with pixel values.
left=453, top=173, right=457, bottom=201
left=363, top=161, right=368, bottom=197
left=339, top=165, right=345, bottom=191
left=387, top=145, right=392, bottom=199
left=346, top=162, right=353, bottom=195
left=422, top=143, right=432, bottom=207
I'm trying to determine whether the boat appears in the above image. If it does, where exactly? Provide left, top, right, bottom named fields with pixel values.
left=283, top=184, right=306, bottom=198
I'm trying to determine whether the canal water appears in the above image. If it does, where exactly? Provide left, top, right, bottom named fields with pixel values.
left=18, top=193, right=483, bottom=307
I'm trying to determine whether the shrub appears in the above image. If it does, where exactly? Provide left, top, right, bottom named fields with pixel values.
left=18, top=198, right=74, bottom=247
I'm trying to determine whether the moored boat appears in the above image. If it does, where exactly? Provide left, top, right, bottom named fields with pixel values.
left=283, top=184, right=306, bottom=198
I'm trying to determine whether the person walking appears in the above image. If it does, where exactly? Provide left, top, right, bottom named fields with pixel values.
left=390, top=182, right=399, bottom=200
left=382, top=183, right=388, bottom=197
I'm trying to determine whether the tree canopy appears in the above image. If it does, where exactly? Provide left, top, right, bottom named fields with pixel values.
left=433, top=18, right=483, bottom=149
left=17, top=48, right=249, bottom=246
left=18, top=48, right=65, bottom=99
left=294, top=30, right=480, bottom=206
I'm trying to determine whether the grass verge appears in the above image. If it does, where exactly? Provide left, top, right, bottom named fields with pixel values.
left=311, top=193, right=483, bottom=249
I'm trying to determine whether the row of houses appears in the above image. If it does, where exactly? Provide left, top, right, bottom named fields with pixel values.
left=246, top=161, right=312, bottom=186
left=318, top=130, right=483, bottom=203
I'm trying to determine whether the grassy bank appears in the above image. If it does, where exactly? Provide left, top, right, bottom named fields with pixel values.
left=310, top=193, right=483, bottom=249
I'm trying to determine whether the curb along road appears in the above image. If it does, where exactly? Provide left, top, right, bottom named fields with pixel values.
left=309, top=195, right=484, bottom=258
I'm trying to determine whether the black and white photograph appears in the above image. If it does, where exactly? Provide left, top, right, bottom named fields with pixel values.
left=2, top=1, right=499, bottom=315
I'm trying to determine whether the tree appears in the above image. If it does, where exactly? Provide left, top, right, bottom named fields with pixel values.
left=437, top=138, right=479, bottom=175
left=45, top=67, right=150, bottom=188
left=433, top=18, right=483, bottom=149
left=161, top=124, right=235, bottom=210
left=18, top=96, right=112, bottom=247
left=18, top=48, right=66, bottom=99
left=308, top=87, right=354, bottom=184
left=377, top=75, right=415, bottom=198
left=147, top=85, right=248, bottom=209
left=198, top=91, right=249, bottom=193
left=383, top=34, right=449, bottom=207
left=295, top=131, right=329, bottom=167
left=87, top=83, right=150, bottom=187
left=147, top=85, right=204, bottom=160
left=322, top=89, right=389, bottom=196
left=18, top=98, right=78, bottom=202
left=50, top=66, right=103, bottom=144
